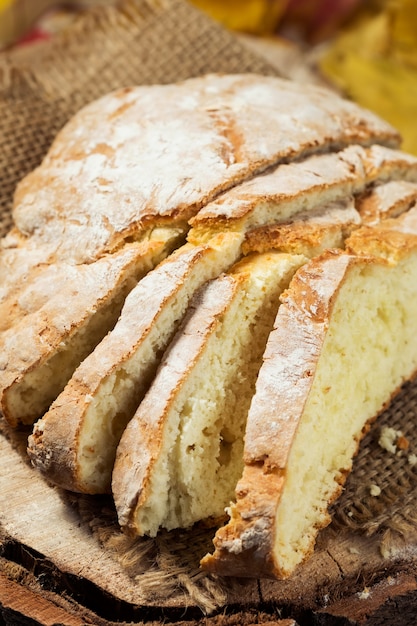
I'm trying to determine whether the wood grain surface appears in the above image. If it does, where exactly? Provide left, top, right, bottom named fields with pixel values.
left=1, top=422, right=417, bottom=625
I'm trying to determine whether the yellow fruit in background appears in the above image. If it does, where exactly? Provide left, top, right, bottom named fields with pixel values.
left=190, top=0, right=289, bottom=34
left=320, top=0, right=417, bottom=155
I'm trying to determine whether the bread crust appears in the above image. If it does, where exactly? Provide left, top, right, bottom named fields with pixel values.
left=346, top=204, right=417, bottom=260
left=11, top=75, right=399, bottom=263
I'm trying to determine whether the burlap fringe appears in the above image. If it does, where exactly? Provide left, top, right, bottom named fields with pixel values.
left=73, top=494, right=230, bottom=615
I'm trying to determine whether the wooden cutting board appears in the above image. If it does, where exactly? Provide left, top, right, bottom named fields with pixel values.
left=1, top=403, right=417, bottom=626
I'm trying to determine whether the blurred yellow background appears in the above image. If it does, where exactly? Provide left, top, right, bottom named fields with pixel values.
left=0, top=0, right=416, bottom=154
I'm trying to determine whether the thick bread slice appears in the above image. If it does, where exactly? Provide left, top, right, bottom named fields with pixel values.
left=202, top=226, right=417, bottom=579
left=242, top=180, right=417, bottom=257
left=189, top=145, right=417, bottom=243
left=0, top=237, right=176, bottom=427
left=112, top=251, right=306, bottom=536
left=27, top=232, right=242, bottom=493
left=12, top=75, right=399, bottom=264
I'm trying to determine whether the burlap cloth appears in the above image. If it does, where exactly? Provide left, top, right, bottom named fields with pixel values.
left=1, top=0, right=417, bottom=617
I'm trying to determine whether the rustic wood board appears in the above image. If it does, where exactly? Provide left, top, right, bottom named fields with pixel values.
left=1, top=418, right=417, bottom=625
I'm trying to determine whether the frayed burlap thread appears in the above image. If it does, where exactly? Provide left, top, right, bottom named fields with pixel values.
left=70, top=492, right=234, bottom=614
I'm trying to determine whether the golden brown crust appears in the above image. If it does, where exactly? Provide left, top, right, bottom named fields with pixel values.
left=11, top=75, right=399, bottom=264
left=201, top=466, right=285, bottom=578
left=356, top=180, right=417, bottom=226
left=346, top=205, right=417, bottom=261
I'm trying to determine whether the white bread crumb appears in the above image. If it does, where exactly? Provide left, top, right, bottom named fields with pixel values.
left=369, top=484, right=381, bottom=497
left=378, top=426, right=403, bottom=454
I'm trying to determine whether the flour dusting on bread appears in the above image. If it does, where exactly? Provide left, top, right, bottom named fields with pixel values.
left=1, top=74, right=417, bottom=581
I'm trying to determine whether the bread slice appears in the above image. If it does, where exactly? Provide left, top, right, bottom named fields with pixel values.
left=242, top=197, right=361, bottom=257
left=112, top=251, right=307, bottom=536
left=0, top=234, right=178, bottom=427
left=202, top=220, right=417, bottom=579
left=189, top=145, right=417, bottom=242
left=27, top=232, right=242, bottom=492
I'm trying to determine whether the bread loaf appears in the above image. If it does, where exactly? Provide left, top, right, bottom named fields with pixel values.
left=3, top=73, right=417, bottom=580
left=27, top=142, right=417, bottom=492
left=2, top=73, right=400, bottom=428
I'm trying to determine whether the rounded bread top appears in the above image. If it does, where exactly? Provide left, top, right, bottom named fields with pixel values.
left=11, top=74, right=399, bottom=263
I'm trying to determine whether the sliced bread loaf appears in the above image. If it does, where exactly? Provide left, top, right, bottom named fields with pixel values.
left=4, top=74, right=417, bottom=582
